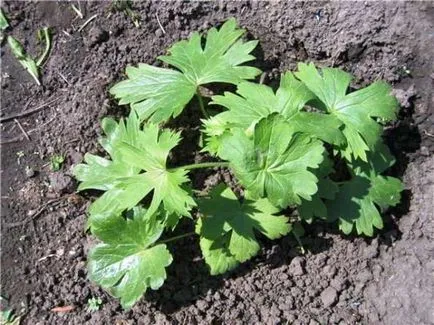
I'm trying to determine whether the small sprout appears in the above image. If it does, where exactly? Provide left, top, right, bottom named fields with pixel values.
left=36, top=27, right=53, bottom=67
left=7, top=26, right=52, bottom=85
left=0, top=8, right=9, bottom=31
left=7, top=36, right=40, bottom=86
left=292, top=222, right=306, bottom=254
left=50, top=154, right=65, bottom=171
left=0, top=308, right=21, bottom=325
left=87, top=297, right=102, bottom=312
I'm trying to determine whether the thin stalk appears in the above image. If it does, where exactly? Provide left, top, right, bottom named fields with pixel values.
left=36, top=27, right=52, bottom=66
left=171, top=161, right=230, bottom=172
left=157, top=231, right=196, bottom=245
left=196, top=90, right=209, bottom=119
left=293, top=232, right=306, bottom=255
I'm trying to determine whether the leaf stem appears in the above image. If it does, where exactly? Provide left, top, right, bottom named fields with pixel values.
left=196, top=90, right=209, bottom=119
left=172, top=161, right=230, bottom=171
left=157, top=231, right=196, bottom=245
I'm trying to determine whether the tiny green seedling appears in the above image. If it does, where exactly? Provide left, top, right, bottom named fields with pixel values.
left=36, top=27, right=53, bottom=66
left=0, top=8, right=9, bottom=35
left=7, top=27, right=52, bottom=86
left=74, top=18, right=403, bottom=309
left=86, top=297, right=102, bottom=312
left=50, top=154, right=65, bottom=171
left=0, top=309, right=21, bottom=325
left=7, top=36, right=40, bottom=86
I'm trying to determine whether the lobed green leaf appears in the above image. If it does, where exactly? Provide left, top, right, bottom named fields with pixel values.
left=110, top=18, right=261, bottom=122
left=295, top=62, right=399, bottom=161
left=88, top=207, right=172, bottom=309
left=73, top=111, right=196, bottom=230
left=209, top=72, right=345, bottom=146
left=196, top=184, right=291, bottom=275
left=326, top=143, right=404, bottom=236
left=219, top=114, right=325, bottom=208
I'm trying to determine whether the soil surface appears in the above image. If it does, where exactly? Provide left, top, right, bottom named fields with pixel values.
left=1, top=1, right=434, bottom=324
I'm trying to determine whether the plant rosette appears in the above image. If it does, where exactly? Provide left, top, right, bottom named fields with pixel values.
left=73, top=18, right=403, bottom=309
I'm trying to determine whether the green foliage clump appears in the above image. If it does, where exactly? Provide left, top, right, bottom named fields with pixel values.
left=73, top=18, right=403, bottom=309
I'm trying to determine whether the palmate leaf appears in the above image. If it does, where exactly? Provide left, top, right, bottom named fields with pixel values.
left=295, top=62, right=399, bottom=161
left=110, top=18, right=261, bottom=122
left=73, top=111, right=196, bottom=229
left=196, top=184, right=291, bottom=275
left=208, top=72, right=345, bottom=147
left=88, top=207, right=172, bottom=309
left=327, top=142, right=404, bottom=236
left=219, top=113, right=325, bottom=208
left=73, top=111, right=141, bottom=191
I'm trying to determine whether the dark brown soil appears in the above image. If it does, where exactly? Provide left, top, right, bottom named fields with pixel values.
left=1, top=2, right=433, bottom=324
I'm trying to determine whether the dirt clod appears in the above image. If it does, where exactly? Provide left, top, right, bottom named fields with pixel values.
left=393, top=84, right=417, bottom=109
left=48, top=172, right=74, bottom=195
left=320, top=287, right=338, bottom=308
left=85, top=25, right=109, bottom=48
left=289, top=256, right=305, bottom=276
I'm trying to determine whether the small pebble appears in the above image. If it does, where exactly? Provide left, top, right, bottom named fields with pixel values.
left=289, top=256, right=305, bottom=276
left=25, top=166, right=35, bottom=178
left=320, top=287, right=338, bottom=307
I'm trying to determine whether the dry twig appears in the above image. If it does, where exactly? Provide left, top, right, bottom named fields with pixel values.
left=155, top=12, right=166, bottom=34
left=78, top=14, right=98, bottom=32
left=14, top=118, right=30, bottom=140
left=0, top=97, right=59, bottom=123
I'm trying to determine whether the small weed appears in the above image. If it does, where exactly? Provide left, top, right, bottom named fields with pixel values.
left=50, top=154, right=65, bottom=171
left=7, top=24, right=52, bottom=85
left=0, top=8, right=9, bottom=31
left=87, top=297, right=102, bottom=312
left=0, top=309, right=21, bottom=325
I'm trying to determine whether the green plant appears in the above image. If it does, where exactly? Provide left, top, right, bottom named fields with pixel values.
left=0, top=309, right=20, bottom=325
left=0, top=8, right=9, bottom=32
left=73, top=18, right=403, bottom=309
left=7, top=27, right=52, bottom=86
left=86, top=297, right=103, bottom=312
left=50, top=154, right=65, bottom=171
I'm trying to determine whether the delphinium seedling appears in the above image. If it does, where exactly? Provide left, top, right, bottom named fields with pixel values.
left=74, top=18, right=403, bottom=309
